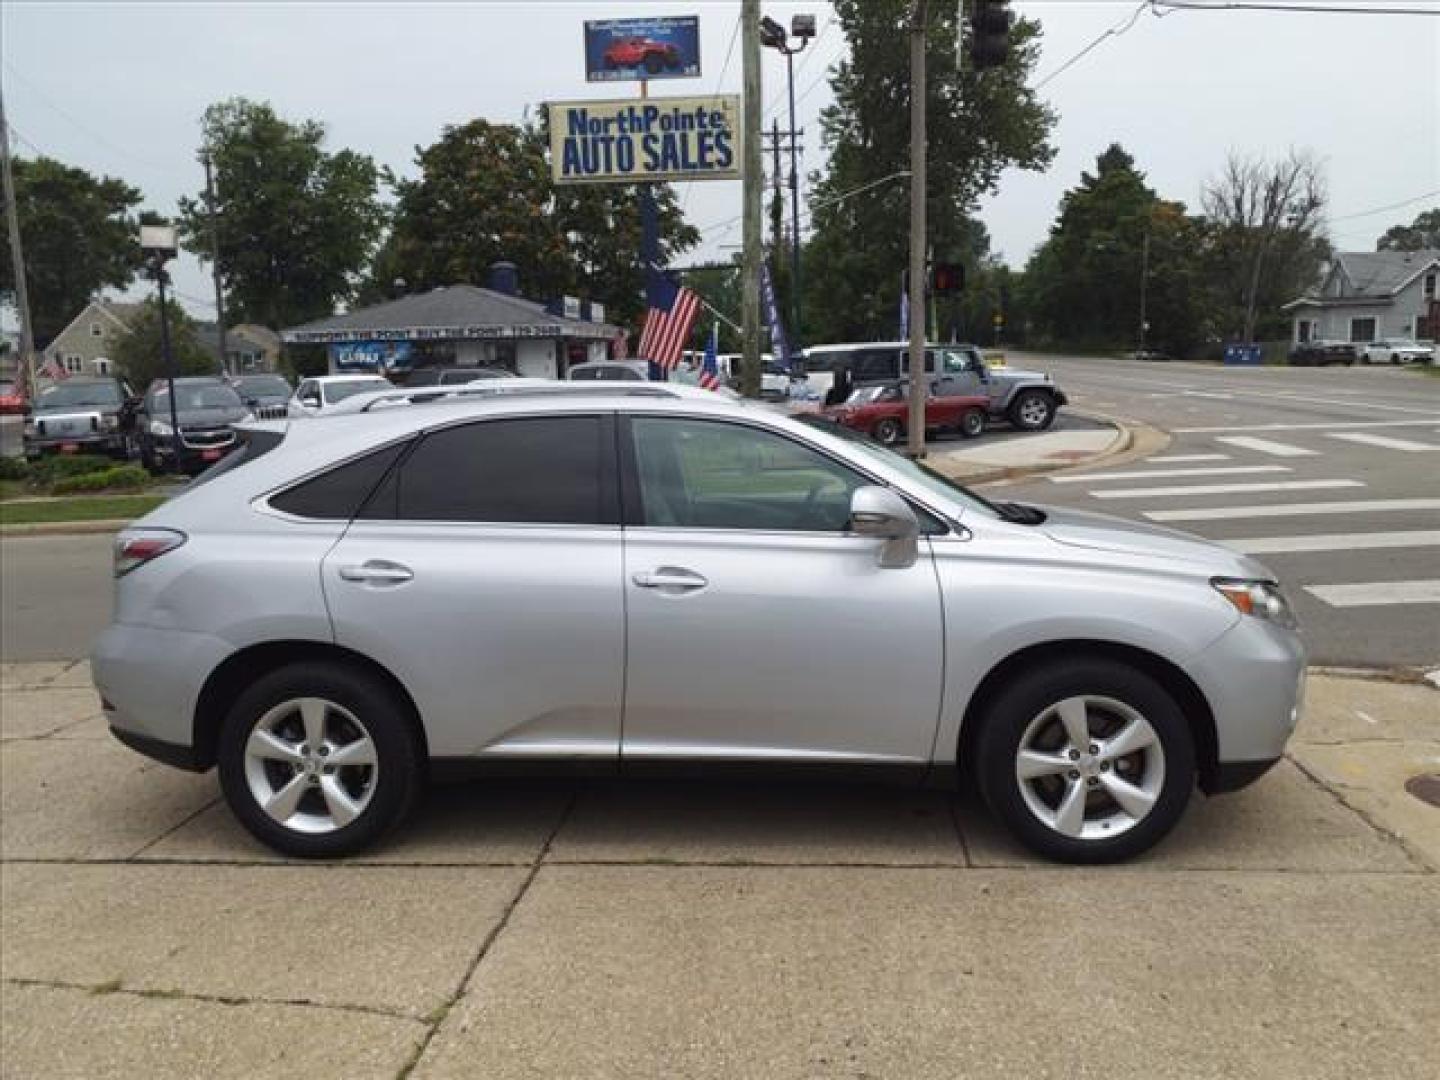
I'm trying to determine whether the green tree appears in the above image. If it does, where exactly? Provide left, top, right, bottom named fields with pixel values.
left=110, top=297, right=216, bottom=387
left=1022, top=145, right=1211, bottom=357
left=177, top=98, right=386, bottom=331
left=1376, top=208, right=1440, bottom=251
left=367, top=118, right=696, bottom=331
left=803, top=0, right=1056, bottom=344
left=0, top=157, right=144, bottom=345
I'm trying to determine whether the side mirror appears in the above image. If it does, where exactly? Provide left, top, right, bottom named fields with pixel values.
left=849, top=485, right=919, bottom=569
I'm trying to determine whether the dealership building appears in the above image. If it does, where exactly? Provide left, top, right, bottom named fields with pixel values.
left=282, top=267, right=619, bottom=379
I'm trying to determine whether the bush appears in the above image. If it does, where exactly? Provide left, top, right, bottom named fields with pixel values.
left=0, top=456, right=27, bottom=481
left=29, top=454, right=117, bottom=483
left=50, top=465, right=151, bottom=495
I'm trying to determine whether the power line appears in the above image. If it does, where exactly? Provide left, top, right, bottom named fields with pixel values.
left=1033, top=1, right=1153, bottom=91
left=681, top=13, right=742, bottom=218
left=1327, top=189, right=1440, bottom=223
left=697, top=169, right=911, bottom=238
left=763, top=11, right=836, bottom=119
left=1151, top=1, right=1439, bottom=15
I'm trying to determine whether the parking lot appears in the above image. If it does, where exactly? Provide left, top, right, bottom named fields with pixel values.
left=3, top=659, right=1436, bottom=1078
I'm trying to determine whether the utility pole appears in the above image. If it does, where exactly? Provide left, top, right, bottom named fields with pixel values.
left=906, top=0, right=928, bottom=459
left=768, top=120, right=784, bottom=261
left=1138, top=227, right=1150, bottom=356
left=201, top=150, right=228, bottom=376
left=0, top=85, right=37, bottom=404
left=740, top=0, right=763, bottom=399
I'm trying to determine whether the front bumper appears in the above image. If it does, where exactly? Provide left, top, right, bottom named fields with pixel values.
left=1185, top=614, right=1306, bottom=781
left=24, top=432, right=126, bottom=456
left=150, top=435, right=238, bottom=471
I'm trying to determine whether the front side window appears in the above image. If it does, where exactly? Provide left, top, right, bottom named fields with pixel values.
left=375, top=415, right=613, bottom=525
left=629, top=417, right=867, bottom=533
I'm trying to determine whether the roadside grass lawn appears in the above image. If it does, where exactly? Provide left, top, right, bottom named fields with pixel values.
left=0, top=494, right=166, bottom=526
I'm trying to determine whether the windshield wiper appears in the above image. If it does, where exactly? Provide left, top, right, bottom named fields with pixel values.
left=995, top=501, right=1047, bottom=525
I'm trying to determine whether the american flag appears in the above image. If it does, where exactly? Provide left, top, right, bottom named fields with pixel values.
left=699, top=321, right=721, bottom=391
left=637, top=269, right=701, bottom=372
left=39, top=354, right=70, bottom=382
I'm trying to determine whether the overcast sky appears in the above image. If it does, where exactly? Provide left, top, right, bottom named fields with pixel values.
left=3, top=0, right=1437, bottom=325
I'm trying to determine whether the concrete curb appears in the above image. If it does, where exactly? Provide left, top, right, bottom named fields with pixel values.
left=931, top=408, right=1169, bottom=488
left=1, top=519, right=131, bottom=538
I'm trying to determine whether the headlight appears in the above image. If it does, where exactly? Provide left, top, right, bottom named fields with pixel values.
left=149, top=420, right=173, bottom=437
left=1212, top=578, right=1297, bottom=630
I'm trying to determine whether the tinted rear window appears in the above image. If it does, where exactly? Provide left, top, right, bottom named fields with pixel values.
left=270, top=442, right=409, bottom=520
left=364, top=416, right=614, bottom=524
left=189, top=428, right=288, bottom=490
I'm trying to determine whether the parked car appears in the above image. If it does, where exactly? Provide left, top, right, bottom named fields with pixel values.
left=289, top=375, right=393, bottom=416
left=134, top=377, right=248, bottom=473
left=802, top=343, right=1068, bottom=431
left=822, top=379, right=989, bottom=445
left=23, top=377, right=134, bottom=460
left=0, top=380, right=25, bottom=415
left=400, top=366, right=517, bottom=387
left=603, top=36, right=682, bottom=74
left=95, top=382, right=1303, bottom=865
left=1360, top=339, right=1434, bottom=365
left=229, top=374, right=293, bottom=419
left=1287, top=341, right=1356, bottom=366
left=567, top=360, right=650, bottom=382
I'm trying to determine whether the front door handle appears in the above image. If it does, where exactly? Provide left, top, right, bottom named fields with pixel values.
left=338, top=560, right=414, bottom=585
left=632, top=567, right=708, bottom=593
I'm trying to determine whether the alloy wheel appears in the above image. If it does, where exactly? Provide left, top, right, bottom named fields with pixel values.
left=242, top=696, right=379, bottom=835
left=1013, top=695, right=1165, bottom=841
left=1018, top=396, right=1050, bottom=427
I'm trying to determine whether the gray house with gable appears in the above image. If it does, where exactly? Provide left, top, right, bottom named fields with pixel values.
left=1284, top=249, right=1440, bottom=344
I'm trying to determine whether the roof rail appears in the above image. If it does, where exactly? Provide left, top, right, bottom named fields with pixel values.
left=355, top=380, right=681, bottom=413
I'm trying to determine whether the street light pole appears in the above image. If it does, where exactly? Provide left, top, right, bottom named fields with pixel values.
left=761, top=13, right=814, bottom=358
left=741, top=0, right=763, bottom=399
left=140, top=225, right=182, bottom=472
left=1138, top=227, right=1150, bottom=355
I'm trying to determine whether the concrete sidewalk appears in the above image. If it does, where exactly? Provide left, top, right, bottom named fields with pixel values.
left=2, top=663, right=1436, bottom=1078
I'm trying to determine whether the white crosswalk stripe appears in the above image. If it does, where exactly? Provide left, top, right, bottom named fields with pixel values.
left=1050, top=465, right=1288, bottom=484
left=1214, top=435, right=1318, bottom=458
left=1174, top=418, right=1440, bottom=434
left=1306, top=580, right=1440, bottom=608
left=1327, top=432, right=1437, bottom=452
left=1224, top=530, right=1440, bottom=555
left=1145, top=453, right=1231, bottom=463
left=1090, top=479, right=1363, bottom=501
left=1144, top=498, right=1440, bottom=522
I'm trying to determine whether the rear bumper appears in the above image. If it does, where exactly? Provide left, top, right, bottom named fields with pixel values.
left=1203, top=757, right=1283, bottom=794
left=109, top=724, right=205, bottom=771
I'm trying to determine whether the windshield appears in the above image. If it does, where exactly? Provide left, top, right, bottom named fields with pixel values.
left=796, top=414, right=1000, bottom=520
left=847, top=384, right=901, bottom=405
left=37, top=382, right=122, bottom=411
left=150, top=384, right=243, bottom=411
left=234, top=376, right=291, bottom=397
left=324, top=378, right=389, bottom=403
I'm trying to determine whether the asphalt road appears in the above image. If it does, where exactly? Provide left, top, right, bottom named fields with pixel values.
left=985, top=353, right=1440, bottom=671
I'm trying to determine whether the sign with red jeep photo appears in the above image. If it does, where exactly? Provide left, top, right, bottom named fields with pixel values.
left=585, top=16, right=700, bottom=82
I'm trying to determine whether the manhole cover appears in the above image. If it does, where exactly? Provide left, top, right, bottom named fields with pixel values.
left=1404, top=774, right=1440, bottom=808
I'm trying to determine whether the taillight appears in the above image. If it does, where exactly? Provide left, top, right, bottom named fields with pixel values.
left=114, top=528, right=187, bottom=577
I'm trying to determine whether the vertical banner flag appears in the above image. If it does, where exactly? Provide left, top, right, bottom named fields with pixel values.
left=637, top=268, right=701, bottom=371
left=759, top=260, right=790, bottom=366
left=700, top=322, right=721, bottom=390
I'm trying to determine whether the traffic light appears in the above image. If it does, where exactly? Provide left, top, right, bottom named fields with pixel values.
left=931, top=262, right=965, bottom=296
left=969, top=0, right=1013, bottom=71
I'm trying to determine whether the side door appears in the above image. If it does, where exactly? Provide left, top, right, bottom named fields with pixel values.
left=619, top=413, right=946, bottom=765
left=319, top=413, right=627, bottom=761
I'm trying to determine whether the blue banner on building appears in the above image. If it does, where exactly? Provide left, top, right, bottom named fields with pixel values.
left=584, top=17, right=700, bottom=83
left=329, top=341, right=413, bottom=373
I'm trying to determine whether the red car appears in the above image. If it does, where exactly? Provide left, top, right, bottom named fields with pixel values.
left=0, top=380, right=24, bottom=415
left=823, top=380, right=988, bottom=446
left=603, top=37, right=682, bottom=74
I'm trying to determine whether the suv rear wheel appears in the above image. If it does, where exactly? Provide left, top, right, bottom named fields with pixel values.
left=218, top=661, right=422, bottom=857
left=974, top=658, right=1195, bottom=863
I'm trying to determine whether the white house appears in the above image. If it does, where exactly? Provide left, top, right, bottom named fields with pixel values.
left=1284, top=249, right=1439, bottom=344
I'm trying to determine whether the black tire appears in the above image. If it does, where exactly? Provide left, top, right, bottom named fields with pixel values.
left=1008, top=389, right=1055, bottom=431
left=973, top=657, right=1196, bottom=864
left=958, top=408, right=985, bottom=439
left=217, top=661, right=423, bottom=858
left=873, top=417, right=903, bottom=446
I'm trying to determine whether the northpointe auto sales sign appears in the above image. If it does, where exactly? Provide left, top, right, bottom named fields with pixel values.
left=548, top=96, right=741, bottom=185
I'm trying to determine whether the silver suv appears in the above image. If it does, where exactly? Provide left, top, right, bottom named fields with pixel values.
left=93, top=384, right=1304, bottom=862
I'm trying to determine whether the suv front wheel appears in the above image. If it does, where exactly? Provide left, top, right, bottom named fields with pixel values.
left=218, top=661, right=422, bottom=857
left=1008, top=390, right=1056, bottom=431
left=974, top=658, right=1195, bottom=863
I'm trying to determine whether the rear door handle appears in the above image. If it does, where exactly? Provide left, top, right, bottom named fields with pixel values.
left=338, top=560, right=414, bottom=585
left=632, top=567, right=708, bottom=593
